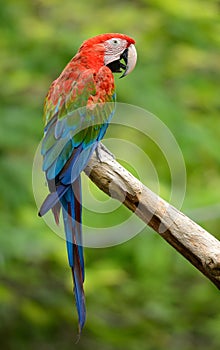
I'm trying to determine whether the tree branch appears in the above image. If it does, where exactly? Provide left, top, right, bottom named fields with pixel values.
left=85, top=143, right=220, bottom=289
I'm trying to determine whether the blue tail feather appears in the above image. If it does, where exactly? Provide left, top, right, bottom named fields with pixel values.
left=60, top=177, right=86, bottom=332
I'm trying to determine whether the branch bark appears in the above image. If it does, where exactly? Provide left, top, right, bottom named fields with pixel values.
left=85, top=143, right=220, bottom=289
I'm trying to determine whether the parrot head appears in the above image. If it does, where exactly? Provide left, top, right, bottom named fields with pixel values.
left=79, top=33, right=137, bottom=78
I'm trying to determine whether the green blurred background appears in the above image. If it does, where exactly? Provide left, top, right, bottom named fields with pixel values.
left=1, top=0, right=220, bottom=349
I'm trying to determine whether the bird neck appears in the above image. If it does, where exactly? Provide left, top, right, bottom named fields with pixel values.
left=73, top=48, right=105, bottom=72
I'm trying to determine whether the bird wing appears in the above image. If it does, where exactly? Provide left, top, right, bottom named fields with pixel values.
left=39, top=65, right=115, bottom=333
left=41, top=67, right=115, bottom=184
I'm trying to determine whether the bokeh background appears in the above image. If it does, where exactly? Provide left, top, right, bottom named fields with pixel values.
left=1, top=0, right=220, bottom=349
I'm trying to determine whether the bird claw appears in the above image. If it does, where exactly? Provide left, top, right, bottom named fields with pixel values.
left=95, top=142, right=115, bottom=162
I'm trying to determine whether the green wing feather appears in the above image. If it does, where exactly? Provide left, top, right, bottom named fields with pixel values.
left=41, top=67, right=115, bottom=182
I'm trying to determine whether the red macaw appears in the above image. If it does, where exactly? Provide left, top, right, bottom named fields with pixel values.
left=39, top=33, right=137, bottom=333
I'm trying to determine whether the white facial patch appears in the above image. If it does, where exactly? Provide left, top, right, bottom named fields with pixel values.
left=104, top=38, right=127, bottom=66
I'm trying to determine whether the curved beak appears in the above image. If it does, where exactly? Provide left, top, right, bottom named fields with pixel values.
left=120, top=44, right=137, bottom=78
left=105, top=43, right=137, bottom=77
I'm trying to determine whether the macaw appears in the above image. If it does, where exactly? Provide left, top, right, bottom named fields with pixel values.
left=38, top=33, right=137, bottom=333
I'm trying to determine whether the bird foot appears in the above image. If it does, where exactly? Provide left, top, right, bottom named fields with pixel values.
left=95, top=142, right=115, bottom=162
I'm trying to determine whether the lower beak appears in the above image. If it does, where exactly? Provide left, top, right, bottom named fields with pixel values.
left=120, top=44, right=137, bottom=78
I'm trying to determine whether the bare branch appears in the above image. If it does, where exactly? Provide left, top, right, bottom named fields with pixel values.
left=85, top=143, right=220, bottom=289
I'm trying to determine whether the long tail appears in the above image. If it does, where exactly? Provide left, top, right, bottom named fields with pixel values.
left=60, top=176, right=86, bottom=333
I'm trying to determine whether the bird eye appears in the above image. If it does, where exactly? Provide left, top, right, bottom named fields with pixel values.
left=113, top=39, right=118, bottom=44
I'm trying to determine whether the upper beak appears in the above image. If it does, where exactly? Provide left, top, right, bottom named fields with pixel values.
left=120, top=44, right=137, bottom=78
